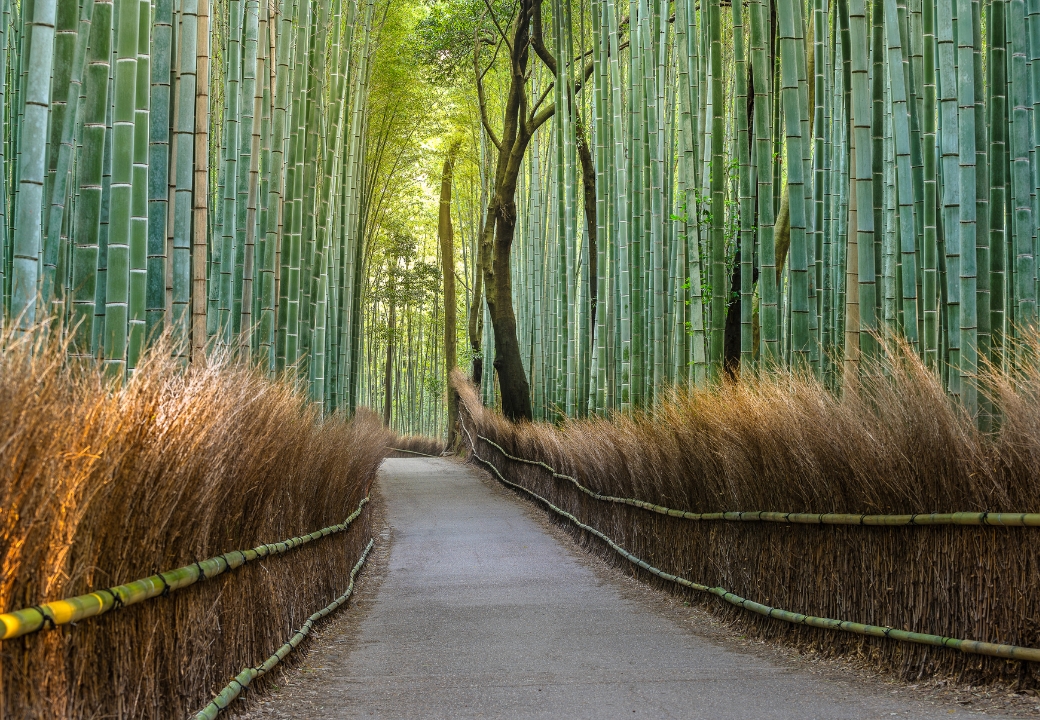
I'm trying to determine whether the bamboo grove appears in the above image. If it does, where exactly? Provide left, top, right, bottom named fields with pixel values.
left=0, top=0, right=382, bottom=413
left=451, top=0, right=1040, bottom=423
left=356, top=214, right=450, bottom=436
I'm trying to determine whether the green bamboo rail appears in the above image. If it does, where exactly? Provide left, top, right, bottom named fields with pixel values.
left=461, top=420, right=1040, bottom=664
left=193, top=538, right=375, bottom=719
left=474, top=433, right=1040, bottom=527
left=0, top=497, right=370, bottom=640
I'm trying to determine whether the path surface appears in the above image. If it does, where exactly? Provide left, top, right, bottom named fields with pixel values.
left=247, top=458, right=991, bottom=719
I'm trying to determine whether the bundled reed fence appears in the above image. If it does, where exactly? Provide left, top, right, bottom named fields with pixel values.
left=452, top=348, right=1040, bottom=685
left=385, top=434, right=446, bottom=458
left=0, top=329, right=389, bottom=718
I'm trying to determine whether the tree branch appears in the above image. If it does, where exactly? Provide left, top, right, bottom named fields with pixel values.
left=481, top=0, right=513, bottom=54
left=474, top=22, right=503, bottom=151
left=530, top=0, right=556, bottom=74
left=531, top=0, right=628, bottom=100
left=528, top=79, right=555, bottom=121
left=529, top=103, right=555, bottom=134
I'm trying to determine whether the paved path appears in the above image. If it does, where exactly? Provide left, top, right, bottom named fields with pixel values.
left=247, top=458, right=990, bottom=719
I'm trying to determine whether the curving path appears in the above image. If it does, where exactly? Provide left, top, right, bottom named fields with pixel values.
left=246, top=458, right=993, bottom=719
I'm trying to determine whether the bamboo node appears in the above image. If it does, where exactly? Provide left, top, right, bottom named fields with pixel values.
left=30, top=607, right=54, bottom=631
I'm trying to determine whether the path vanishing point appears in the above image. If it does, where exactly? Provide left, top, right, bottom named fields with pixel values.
left=246, top=458, right=986, bottom=719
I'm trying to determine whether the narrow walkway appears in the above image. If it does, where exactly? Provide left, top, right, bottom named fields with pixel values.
left=247, top=458, right=984, bottom=719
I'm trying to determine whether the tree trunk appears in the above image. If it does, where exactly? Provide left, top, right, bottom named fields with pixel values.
left=482, top=193, right=532, bottom=421
left=470, top=0, right=598, bottom=421
left=576, top=119, right=597, bottom=331
left=469, top=249, right=483, bottom=386
left=724, top=247, right=743, bottom=377
left=439, top=144, right=459, bottom=446
left=472, top=0, right=538, bottom=422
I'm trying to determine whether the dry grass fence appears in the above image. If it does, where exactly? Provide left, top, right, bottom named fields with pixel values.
left=385, top=434, right=445, bottom=458
left=453, top=344, right=1040, bottom=687
left=0, top=329, right=390, bottom=718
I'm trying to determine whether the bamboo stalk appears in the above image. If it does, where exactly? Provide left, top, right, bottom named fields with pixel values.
left=0, top=496, right=371, bottom=640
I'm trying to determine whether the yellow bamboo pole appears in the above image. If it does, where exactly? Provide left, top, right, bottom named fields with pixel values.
left=0, top=497, right=369, bottom=640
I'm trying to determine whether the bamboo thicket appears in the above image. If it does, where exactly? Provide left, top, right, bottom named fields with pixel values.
left=0, top=0, right=382, bottom=413
left=462, top=0, right=1040, bottom=422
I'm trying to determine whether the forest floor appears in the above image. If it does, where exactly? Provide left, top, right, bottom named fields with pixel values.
left=237, top=458, right=1035, bottom=719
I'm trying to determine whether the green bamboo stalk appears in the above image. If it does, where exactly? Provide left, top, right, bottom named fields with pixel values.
left=282, top=0, right=311, bottom=369
left=103, top=0, right=139, bottom=377
left=750, top=0, right=777, bottom=367
left=605, top=0, right=631, bottom=412
left=92, top=13, right=114, bottom=355
left=816, top=0, right=834, bottom=377
left=172, top=0, right=198, bottom=347
left=217, top=0, right=242, bottom=345
left=190, top=0, right=210, bottom=359
left=1028, top=0, right=1040, bottom=332
left=0, top=0, right=9, bottom=324
left=10, top=0, right=58, bottom=329
left=849, top=0, right=877, bottom=364
left=146, top=0, right=173, bottom=337
left=640, top=0, right=664, bottom=397
left=971, top=0, right=989, bottom=384
left=629, top=0, right=645, bottom=407
left=955, top=0, right=978, bottom=416
left=126, top=0, right=149, bottom=372
left=937, top=0, right=962, bottom=397
left=707, top=0, right=725, bottom=376
left=43, top=0, right=95, bottom=317
left=261, top=0, right=295, bottom=369
left=69, top=0, right=111, bottom=357
left=1010, top=0, right=1037, bottom=331
left=308, top=0, right=351, bottom=403
left=590, top=0, right=607, bottom=413
left=236, top=0, right=260, bottom=349
left=922, top=0, right=940, bottom=367
left=884, top=0, right=920, bottom=351
left=989, top=0, right=1008, bottom=361
left=779, top=0, right=811, bottom=367
left=870, top=0, right=884, bottom=337
left=39, top=0, right=82, bottom=308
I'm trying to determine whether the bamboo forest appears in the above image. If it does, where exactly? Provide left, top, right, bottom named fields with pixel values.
left=2, top=0, right=1039, bottom=433
left=7, top=0, right=1040, bottom=708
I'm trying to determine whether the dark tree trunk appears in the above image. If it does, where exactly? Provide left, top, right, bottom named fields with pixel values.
left=482, top=194, right=532, bottom=421
left=468, top=251, right=483, bottom=386
left=576, top=120, right=597, bottom=332
left=473, top=0, right=537, bottom=422
left=724, top=248, right=742, bottom=378
left=439, top=146, right=459, bottom=446
left=471, top=0, right=604, bottom=421
left=725, top=236, right=760, bottom=378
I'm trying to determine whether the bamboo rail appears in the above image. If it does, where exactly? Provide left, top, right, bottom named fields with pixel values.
left=385, top=446, right=441, bottom=458
left=193, top=538, right=375, bottom=719
left=0, top=497, right=371, bottom=640
left=474, top=434, right=1040, bottom=527
left=461, top=421, right=1040, bottom=664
